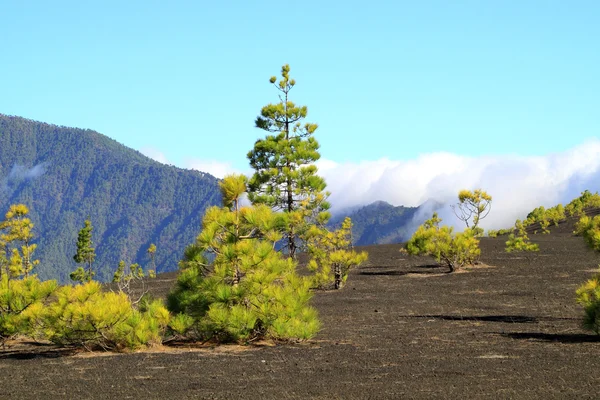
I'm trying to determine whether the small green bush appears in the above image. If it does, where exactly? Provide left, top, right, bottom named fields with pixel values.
left=44, top=281, right=169, bottom=350
left=505, top=220, right=539, bottom=252
left=576, top=267, right=600, bottom=334
left=566, top=190, right=600, bottom=217
left=306, top=217, right=368, bottom=289
left=405, top=213, right=480, bottom=272
left=575, top=215, right=600, bottom=252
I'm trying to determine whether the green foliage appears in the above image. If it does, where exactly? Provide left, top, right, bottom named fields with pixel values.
left=0, top=114, right=221, bottom=282
left=168, top=175, right=320, bottom=342
left=575, top=215, right=600, bottom=252
left=505, top=220, right=539, bottom=252
left=72, top=219, right=95, bottom=282
left=451, top=189, right=492, bottom=231
left=566, top=190, right=600, bottom=217
left=486, top=228, right=513, bottom=238
left=247, top=64, right=330, bottom=258
left=306, top=218, right=368, bottom=289
left=0, top=204, right=40, bottom=278
left=576, top=267, right=600, bottom=334
left=524, top=204, right=565, bottom=234
left=0, top=275, right=57, bottom=343
left=405, top=213, right=480, bottom=272
left=43, top=281, right=169, bottom=350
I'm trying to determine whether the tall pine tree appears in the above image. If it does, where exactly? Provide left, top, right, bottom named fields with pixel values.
left=248, top=64, right=330, bottom=258
left=71, top=219, right=96, bottom=282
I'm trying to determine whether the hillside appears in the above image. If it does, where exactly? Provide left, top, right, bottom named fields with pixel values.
left=330, top=200, right=441, bottom=246
left=3, top=208, right=600, bottom=399
left=0, top=114, right=221, bottom=282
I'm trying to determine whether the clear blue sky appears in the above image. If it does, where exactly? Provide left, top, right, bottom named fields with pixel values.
left=1, top=1, right=598, bottom=171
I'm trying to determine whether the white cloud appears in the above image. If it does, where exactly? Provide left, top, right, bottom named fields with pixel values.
left=184, top=159, right=241, bottom=179
left=318, top=138, right=600, bottom=230
left=140, top=147, right=170, bottom=164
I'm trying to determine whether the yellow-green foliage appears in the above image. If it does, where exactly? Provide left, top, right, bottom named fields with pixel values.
left=0, top=275, right=57, bottom=342
left=452, top=189, right=492, bottom=232
left=566, top=190, right=600, bottom=217
left=405, top=213, right=480, bottom=272
left=306, top=217, right=368, bottom=289
left=525, top=204, right=565, bottom=234
left=44, top=281, right=169, bottom=350
left=168, top=174, right=320, bottom=342
left=575, top=215, right=600, bottom=252
left=576, top=267, right=600, bottom=334
left=487, top=228, right=513, bottom=238
left=0, top=204, right=40, bottom=278
left=505, top=220, right=539, bottom=252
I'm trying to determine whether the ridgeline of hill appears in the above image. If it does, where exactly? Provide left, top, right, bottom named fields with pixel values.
left=0, top=114, right=221, bottom=282
left=331, top=200, right=445, bottom=246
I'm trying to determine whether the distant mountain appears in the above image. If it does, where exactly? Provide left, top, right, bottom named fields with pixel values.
left=330, top=201, right=420, bottom=246
left=0, top=114, right=221, bottom=282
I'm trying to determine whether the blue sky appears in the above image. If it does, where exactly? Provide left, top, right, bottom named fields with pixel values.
left=2, top=1, right=600, bottom=225
left=2, top=1, right=598, bottom=169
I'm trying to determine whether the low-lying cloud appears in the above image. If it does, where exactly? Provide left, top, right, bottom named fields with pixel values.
left=185, top=159, right=241, bottom=179
left=7, top=162, right=49, bottom=181
left=319, top=138, right=600, bottom=230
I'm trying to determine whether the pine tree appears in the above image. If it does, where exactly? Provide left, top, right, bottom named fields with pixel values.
left=168, top=174, right=320, bottom=342
left=0, top=204, right=40, bottom=278
left=71, top=219, right=96, bottom=282
left=0, top=204, right=56, bottom=343
left=248, top=64, right=330, bottom=258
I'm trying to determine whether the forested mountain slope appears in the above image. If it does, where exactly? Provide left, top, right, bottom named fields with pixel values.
left=0, top=114, right=221, bottom=282
left=330, top=201, right=421, bottom=245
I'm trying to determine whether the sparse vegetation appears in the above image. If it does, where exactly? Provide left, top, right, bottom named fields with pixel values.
left=405, top=212, right=480, bottom=272
left=575, top=212, right=600, bottom=335
left=486, top=228, right=513, bottom=238
left=306, top=217, right=368, bottom=289
left=505, top=220, right=539, bottom=252
left=575, top=214, right=600, bottom=251
left=451, top=189, right=492, bottom=235
left=524, top=204, right=565, bottom=233
left=566, top=190, right=600, bottom=217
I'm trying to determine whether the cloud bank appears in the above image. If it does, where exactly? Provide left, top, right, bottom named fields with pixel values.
left=318, top=138, right=600, bottom=230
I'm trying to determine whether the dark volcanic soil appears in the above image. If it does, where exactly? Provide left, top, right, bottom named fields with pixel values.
left=2, top=219, right=600, bottom=399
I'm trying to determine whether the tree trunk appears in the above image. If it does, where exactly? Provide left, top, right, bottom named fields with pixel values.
left=334, top=263, right=342, bottom=289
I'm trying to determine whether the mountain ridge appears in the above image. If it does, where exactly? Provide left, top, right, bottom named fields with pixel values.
left=0, top=114, right=221, bottom=282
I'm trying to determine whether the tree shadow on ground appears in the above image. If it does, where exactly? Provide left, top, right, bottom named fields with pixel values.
left=405, top=315, right=538, bottom=323
left=359, top=264, right=447, bottom=276
left=0, top=346, right=78, bottom=360
left=501, top=332, right=600, bottom=343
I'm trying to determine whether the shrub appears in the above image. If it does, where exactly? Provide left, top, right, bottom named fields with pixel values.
left=525, top=204, right=565, bottom=234
left=576, top=267, right=600, bottom=334
left=305, top=217, right=368, bottom=289
left=43, top=281, right=169, bottom=350
left=575, top=215, right=600, bottom=252
left=487, top=228, right=513, bottom=238
left=0, top=275, right=57, bottom=343
left=505, top=220, right=539, bottom=252
left=405, top=213, right=480, bottom=272
left=566, top=190, right=600, bottom=217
